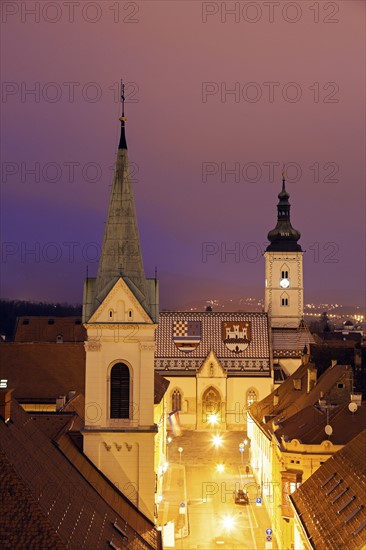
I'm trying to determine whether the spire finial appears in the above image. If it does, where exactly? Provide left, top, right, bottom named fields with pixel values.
left=118, top=78, right=128, bottom=150
left=282, top=168, right=286, bottom=191
left=121, top=78, right=125, bottom=117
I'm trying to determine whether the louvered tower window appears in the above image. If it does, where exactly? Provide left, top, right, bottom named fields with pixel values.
left=110, top=363, right=130, bottom=418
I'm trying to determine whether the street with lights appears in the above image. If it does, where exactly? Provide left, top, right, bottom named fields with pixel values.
left=159, top=429, right=277, bottom=549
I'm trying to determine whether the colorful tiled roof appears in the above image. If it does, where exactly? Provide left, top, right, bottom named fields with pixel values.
left=290, top=429, right=366, bottom=550
left=155, top=312, right=270, bottom=374
left=272, top=323, right=315, bottom=358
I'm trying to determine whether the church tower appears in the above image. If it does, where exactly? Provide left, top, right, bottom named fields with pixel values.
left=264, top=175, right=303, bottom=328
left=82, top=84, right=159, bottom=521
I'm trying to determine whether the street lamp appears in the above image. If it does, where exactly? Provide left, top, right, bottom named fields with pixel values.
left=178, top=447, right=183, bottom=464
left=212, top=434, right=222, bottom=448
left=216, top=463, right=225, bottom=473
left=239, top=442, right=244, bottom=464
left=208, top=413, right=218, bottom=426
left=222, top=515, right=235, bottom=532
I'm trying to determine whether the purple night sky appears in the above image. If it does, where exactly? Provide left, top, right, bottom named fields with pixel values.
left=1, top=1, right=365, bottom=310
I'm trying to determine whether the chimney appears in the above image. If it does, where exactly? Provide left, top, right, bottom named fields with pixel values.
left=307, top=367, right=317, bottom=393
left=0, top=389, right=14, bottom=423
left=351, top=393, right=362, bottom=406
left=56, top=395, right=66, bottom=412
left=67, top=390, right=76, bottom=402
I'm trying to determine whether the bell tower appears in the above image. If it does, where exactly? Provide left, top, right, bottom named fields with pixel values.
left=82, top=82, right=159, bottom=521
left=264, top=175, right=303, bottom=328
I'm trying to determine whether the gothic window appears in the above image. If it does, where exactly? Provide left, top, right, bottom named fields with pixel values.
left=203, top=386, right=221, bottom=414
left=246, top=388, right=258, bottom=407
left=171, top=389, right=182, bottom=411
left=110, top=363, right=130, bottom=419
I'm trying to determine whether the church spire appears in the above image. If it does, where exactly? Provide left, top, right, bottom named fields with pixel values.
left=266, top=173, right=302, bottom=252
left=92, top=85, right=149, bottom=313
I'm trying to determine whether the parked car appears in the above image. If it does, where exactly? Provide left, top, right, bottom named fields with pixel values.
left=234, top=489, right=249, bottom=505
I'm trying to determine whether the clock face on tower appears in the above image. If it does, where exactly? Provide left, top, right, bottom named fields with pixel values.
left=280, top=278, right=290, bottom=289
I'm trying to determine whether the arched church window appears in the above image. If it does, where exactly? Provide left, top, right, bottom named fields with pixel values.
left=171, top=389, right=182, bottom=411
left=110, top=363, right=130, bottom=418
left=247, top=388, right=258, bottom=407
left=203, top=386, right=221, bottom=415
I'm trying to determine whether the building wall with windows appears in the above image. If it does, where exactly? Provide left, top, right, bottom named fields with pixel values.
left=247, top=360, right=365, bottom=549
left=83, top=278, right=158, bottom=521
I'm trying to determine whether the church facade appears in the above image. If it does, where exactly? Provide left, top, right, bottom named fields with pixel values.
left=156, top=176, right=313, bottom=431
left=81, top=91, right=312, bottom=519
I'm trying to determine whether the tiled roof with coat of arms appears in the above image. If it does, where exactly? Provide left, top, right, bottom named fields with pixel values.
left=155, top=312, right=270, bottom=375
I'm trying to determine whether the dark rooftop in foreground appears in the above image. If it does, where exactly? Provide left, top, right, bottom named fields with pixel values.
left=0, top=391, right=162, bottom=549
left=291, top=429, right=366, bottom=550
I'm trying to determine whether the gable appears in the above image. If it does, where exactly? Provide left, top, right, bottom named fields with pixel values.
left=88, top=277, right=153, bottom=324
left=197, top=352, right=227, bottom=378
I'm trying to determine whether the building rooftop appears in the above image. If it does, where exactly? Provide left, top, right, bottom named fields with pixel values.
left=290, top=429, right=366, bottom=550
left=155, top=311, right=270, bottom=374
left=14, top=316, right=86, bottom=343
left=0, top=342, right=85, bottom=402
left=0, top=393, right=162, bottom=549
left=274, top=401, right=366, bottom=446
left=272, top=321, right=315, bottom=358
left=249, top=360, right=354, bottom=437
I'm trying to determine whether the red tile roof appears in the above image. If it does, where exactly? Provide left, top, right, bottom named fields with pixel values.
left=290, top=429, right=366, bottom=549
left=0, top=397, right=162, bottom=549
left=274, top=402, right=366, bottom=446
left=14, top=316, right=86, bottom=343
left=0, top=342, right=85, bottom=401
left=249, top=361, right=354, bottom=437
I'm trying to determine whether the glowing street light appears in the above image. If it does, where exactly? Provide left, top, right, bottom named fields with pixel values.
left=208, top=413, right=218, bottom=425
left=216, top=463, right=225, bottom=473
left=212, top=434, right=223, bottom=448
left=222, top=515, right=235, bottom=532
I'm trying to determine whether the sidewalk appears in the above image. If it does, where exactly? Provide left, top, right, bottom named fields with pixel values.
left=158, top=462, right=189, bottom=541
